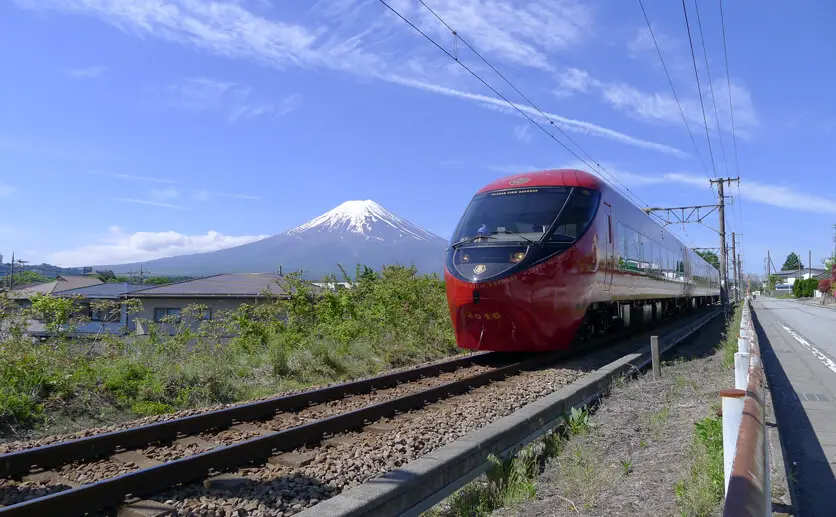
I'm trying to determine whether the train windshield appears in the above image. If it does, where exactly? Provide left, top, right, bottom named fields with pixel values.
left=451, top=187, right=599, bottom=246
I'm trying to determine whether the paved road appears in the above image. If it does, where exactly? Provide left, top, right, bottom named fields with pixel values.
left=752, top=297, right=836, bottom=516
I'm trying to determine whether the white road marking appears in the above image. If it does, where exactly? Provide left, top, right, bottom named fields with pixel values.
left=780, top=324, right=836, bottom=375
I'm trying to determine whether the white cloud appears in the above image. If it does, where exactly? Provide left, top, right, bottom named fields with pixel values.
left=168, top=77, right=301, bottom=121
left=190, top=190, right=261, bottom=202
left=413, top=0, right=594, bottom=71
left=67, top=65, right=106, bottom=78
left=556, top=68, right=758, bottom=138
left=116, top=197, right=187, bottom=210
left=149, top=187, right=180, bottom=201
left=49, top=227, right=270, bottom=266
left=512, top=124, right=532, bottom=144
left=89, top=170, right=176, bottom=184
left=555, top=160, right=836, bottom=215
left=390, top=76, right=687, bottom=156
left=11, top=0, right=687, bottom=157
left=0, top=183, right=14, bottom=196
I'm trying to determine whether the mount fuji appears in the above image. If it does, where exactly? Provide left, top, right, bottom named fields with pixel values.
left=100, top=201, right=449, bottom=279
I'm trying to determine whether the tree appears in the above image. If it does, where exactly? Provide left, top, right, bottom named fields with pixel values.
left=96, top=269, right=117, bottom=283
left=782, top=252, right=803, bottom=271
left=819, top=279, right=832, bottom=295
left=7, top=271, right=49, bottom=288
left=767, top=275, right=781, bottom=291
left=695, top=250, right=720, bottom=271
left=823, top=255, right=836, bottom=271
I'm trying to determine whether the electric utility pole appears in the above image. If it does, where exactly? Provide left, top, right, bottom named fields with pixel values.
left=643, top=176, right=739, bottom=314
left=731, top=232, right=738, bottom=302
left=710, top=177, right=740, bottom=310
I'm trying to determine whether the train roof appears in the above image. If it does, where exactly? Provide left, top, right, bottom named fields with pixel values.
left=476, top=169, right=604, bottom=194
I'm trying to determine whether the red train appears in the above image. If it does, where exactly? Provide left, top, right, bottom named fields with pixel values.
left=444, top=169, right=720, bottom=352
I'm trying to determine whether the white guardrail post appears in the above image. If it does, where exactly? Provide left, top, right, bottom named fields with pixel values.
left=721, top=387, right=745, bottom=494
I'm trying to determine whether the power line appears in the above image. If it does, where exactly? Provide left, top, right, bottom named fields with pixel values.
left=417, top=0, right=601, bottom=170
left=379, top=0, right=650, bottom=209
left=636, top=0, right=710, bottom=180
left=681, top=0, right=718, bottom=179
left=719, top=0, right=741, bottom=181
left=693, top=0, right=729, bottom=177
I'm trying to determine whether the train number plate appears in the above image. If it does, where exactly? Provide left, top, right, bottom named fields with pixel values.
left=465, top=312, right=502, bottom=320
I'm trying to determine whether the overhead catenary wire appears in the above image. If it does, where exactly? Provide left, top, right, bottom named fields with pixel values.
left=681, top=0, right=718, bottom=179
left=416, top=0, right=603, bottom=172
left=693, top=0, right=729, bottom=177
left=636, top=0, right=710, bottom=181
left=378, top=0, right=651, bottom=210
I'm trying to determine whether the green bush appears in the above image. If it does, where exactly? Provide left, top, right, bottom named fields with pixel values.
left=791, top=277, right=819, bottom=298
left=0, top=265, right=458, bottom=432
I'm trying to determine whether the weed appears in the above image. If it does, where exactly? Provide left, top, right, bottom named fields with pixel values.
left=675, top=415, right=724, bottom=516
left=650, top=406, right=671, bottom=427
left=567, top=406, right=591, bottom=435
left=620, top=458, right=634, bottom=476
left=0, top=265, right=459, bottom=433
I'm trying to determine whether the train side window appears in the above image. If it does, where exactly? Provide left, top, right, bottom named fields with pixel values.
left=548, top=188, right=599, bottom=242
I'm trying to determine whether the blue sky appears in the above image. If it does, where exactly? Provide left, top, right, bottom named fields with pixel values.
left=1, top=0, right=835, bottom=275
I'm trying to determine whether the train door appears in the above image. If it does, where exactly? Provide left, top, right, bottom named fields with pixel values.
left=604, top=204, right=614, bottom=291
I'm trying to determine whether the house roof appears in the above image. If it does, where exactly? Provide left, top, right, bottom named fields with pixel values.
left=9, top=276, right=103, bottom=299
left=774, top=268, right=827, bottom=278
left=815, top=270, right=831, bottom=281
left=58, top=282, right=146, bottom=298
left=124, top=273, right=299, bottom=298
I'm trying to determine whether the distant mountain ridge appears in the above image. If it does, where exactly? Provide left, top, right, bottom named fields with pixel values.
left=99, top=200, right=448, bottom=279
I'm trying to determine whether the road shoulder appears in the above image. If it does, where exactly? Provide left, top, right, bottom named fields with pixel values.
left=752, top=300, right=836, bottom=516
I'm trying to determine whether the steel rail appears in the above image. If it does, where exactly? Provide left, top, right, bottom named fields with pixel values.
left=0, top=351, right=494, bottom=478
left=0, top=352, right=560, bottom=517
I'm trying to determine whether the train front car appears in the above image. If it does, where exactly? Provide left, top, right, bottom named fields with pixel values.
left=444, top=170, right=605, bottom=352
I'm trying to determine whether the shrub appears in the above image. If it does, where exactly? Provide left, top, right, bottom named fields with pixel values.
left=818, top=278, right=832, bottom=295
left=0, top=264, right=458, bottom=432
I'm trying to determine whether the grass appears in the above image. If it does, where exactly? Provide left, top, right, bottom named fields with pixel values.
left=0, top=265, right=458, bottom=436
left=675, top=302, right=743, bottom=516
left=423, top=406, right=592, bottom=517
left=719, top=303, right=744, bottom=369
left=674, top=416, right=724, bottom=516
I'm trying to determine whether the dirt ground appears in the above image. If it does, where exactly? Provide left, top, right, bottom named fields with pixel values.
left=493, top=314, right=790, bottom=517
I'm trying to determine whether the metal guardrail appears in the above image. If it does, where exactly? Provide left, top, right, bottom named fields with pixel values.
left=722, top=298, right=771, bottom=516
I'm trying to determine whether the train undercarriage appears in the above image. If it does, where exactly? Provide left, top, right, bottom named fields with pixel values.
left=576, top=295, right=721, bottom=342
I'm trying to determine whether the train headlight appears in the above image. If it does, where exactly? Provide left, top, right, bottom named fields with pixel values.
left=510, top=251, right=526, bottom=263
left=460, top=253, right=471, bottom=263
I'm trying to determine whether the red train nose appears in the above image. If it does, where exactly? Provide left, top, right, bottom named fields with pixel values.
left=450, top=295, right=558, bottom=351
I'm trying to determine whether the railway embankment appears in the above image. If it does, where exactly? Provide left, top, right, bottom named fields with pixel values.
left=412, top=304, right=790, bottom=517
left=0, top=266, right=457, bottom=442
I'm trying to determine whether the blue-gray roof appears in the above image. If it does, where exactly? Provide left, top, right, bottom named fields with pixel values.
left=58, top=282, right=146, bottom=298
left=124, top=274, right=297, bottom=298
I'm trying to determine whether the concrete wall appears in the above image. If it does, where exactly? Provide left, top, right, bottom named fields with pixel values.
left=128, top=296, right=262, bottom=335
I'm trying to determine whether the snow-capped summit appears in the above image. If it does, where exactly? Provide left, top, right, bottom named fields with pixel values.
left=287, top=200, right=439, bottom=242
left=97, top=199, right=447, bottom=279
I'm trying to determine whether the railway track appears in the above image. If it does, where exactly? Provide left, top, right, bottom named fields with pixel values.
left=0, top=350, right=562, bottom=516
left=0, top=307, right=718, bottom=517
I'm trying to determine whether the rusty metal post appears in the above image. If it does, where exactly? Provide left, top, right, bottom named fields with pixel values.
left=651, top=335, right=661, bottom=379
